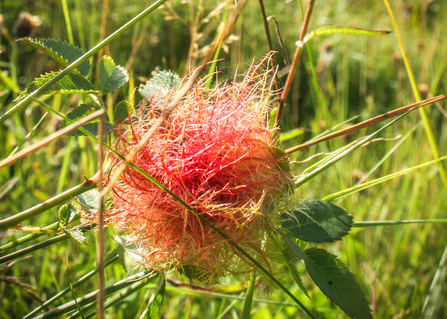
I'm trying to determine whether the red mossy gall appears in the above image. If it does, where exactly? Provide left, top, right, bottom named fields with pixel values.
left=106, top=55, right=294, bottom=281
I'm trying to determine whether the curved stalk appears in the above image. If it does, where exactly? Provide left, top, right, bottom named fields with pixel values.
left=383, top=0, right=447, bottom=189
left=0, top=179, right=97, bottom=230
left=322, top=155, right=447, bottom=202
left=354, top=219, right=447, bottom=227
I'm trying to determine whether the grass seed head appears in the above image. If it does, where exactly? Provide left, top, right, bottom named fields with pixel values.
left=107, top=56, right=294, bottom=282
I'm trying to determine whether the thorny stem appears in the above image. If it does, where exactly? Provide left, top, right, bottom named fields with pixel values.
left=0, top=110, right=105, bottom=169
left=0, top=221, right=60, bottom=252
left=275, top=0, right=315, bottom=126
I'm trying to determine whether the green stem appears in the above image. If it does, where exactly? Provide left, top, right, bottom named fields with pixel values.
left=204, top=6, right=229, bottom=90
left=33, top=271, right=157, bottom=319
left=24, top=250, right=118, bottom=319
left=0, top=0, right=167, bottom=123
left=421, top=245, right=447, bottom=318
left=299, top=0, right=329, bottom=130
left=383, top=0, right=447, bottom=189
left=0, top=179, right=96, bottom=230
left=61, top=0, right=75, bottom=45
left=354, top=219, right=447, bottom=227
left=322, top=155, right=447, bottom=202
left=0, top=224, right=93, bottom=264
left=57, top=137, right=75, bottom=194
left=295, top=109, right=414, bottom=188
left=242, top=272, right=256, bottom=319
left=83, top=273, right=156, bottom=318
left=152, top=285, right=331, bottom=310
left=0, top=233, right=67, bottom=264
left=74, top=0, right=87, bottom=51
left=0, top=215, right=80, bottom=253
left=6, top=112, right=48, bottom=159
left=355, top=124, right=420, bottom=184
left=0, top=222, right=58, bottom=253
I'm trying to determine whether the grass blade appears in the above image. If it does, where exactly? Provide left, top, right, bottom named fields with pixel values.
left=242, top=272, right=256, bottom=319
left=0, top=0, right=168, bottom=123
left=24, top=250, right=118, bottom=318
left=33, top=271, right=157, bottom=319
left=421, top=246, right=447, bottom=318
left=322, top=155, right=447, bottom=202
left=383, top=0, right=447, bottom=190
left=302, top=26, right=391, bottom=44
left=295, top=108, right=415, bottom=188
left=139, top=272, right=166, bottom=319
left=354, top=219, right=447, bottom=227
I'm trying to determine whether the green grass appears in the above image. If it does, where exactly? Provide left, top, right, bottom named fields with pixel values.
left=1, top=0, right=447, bottom=318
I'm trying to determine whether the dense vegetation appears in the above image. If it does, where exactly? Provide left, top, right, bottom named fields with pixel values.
left=0, top=0, right=446, bottom=318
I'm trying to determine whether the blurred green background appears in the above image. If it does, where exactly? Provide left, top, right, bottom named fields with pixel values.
left=0, top=0, right=446, bottom=318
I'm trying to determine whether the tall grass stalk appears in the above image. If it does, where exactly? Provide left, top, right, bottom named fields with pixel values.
left=383, top=0, right=447, bottom=189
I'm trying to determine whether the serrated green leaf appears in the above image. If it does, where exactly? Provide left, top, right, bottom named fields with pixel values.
left=98, top=56, right=129, bottom=94
left=140, top=272, right=166, bottom=319
left=305, top=248, right=372, bottom=319
left=139, top=70, right=180, bottom=102
left=76, top=188, right=100, bottom=214
left=302, top=26, right=391, bottom=44
left=19, top=38, right=90, bottom=77
left=114, top=100, right=133, bottom=125
left=58, top=204, right=76, bottom=227
left=114, top=236, right=146, bottom=276
left=64, top=228, right=88, bottom=245
left=59, top=103, right=114, bottom=136
left=281, top=199, right=353, bottom=243
left=16, top=71, right=97, bottom=101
